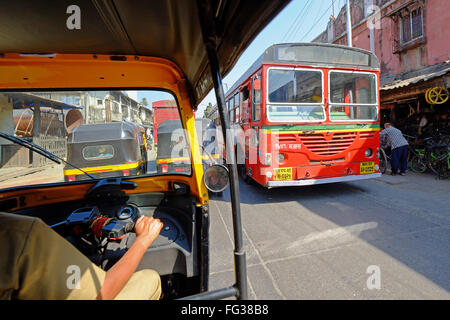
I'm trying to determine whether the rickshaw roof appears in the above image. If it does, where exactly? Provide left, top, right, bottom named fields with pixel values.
left=157, top=119, right=183, bottom=135
left=0, top=0, right=290, bottom=107
left=68, top=121, right=142, bottom=143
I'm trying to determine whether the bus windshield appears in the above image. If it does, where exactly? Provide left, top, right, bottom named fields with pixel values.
left=267, top=68, right=325, bottom=122
left=329, top=71, right=378, bottom=121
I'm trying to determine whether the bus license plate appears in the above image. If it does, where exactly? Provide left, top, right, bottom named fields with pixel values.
left=360, top=162, right=374, bottom=174
left=274, top=167, right=292, bottom=180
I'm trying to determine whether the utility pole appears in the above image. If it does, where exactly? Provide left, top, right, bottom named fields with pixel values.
left=346, top=0, right=352, bottom=47
left=332, top=0, right=335, bottom=18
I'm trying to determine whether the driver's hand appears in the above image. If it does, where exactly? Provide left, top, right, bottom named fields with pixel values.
left=134, top=216, right=163, bottom=249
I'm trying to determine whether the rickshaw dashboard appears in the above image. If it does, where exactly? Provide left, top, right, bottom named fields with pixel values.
left=12, top=188, right=198, bottom=279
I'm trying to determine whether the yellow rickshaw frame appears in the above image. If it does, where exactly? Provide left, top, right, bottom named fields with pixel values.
left=0, top=53, right=209, bottom=208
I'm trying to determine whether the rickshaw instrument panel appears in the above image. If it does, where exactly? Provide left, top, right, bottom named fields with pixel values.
left=14, top=179, right=198, bottom=289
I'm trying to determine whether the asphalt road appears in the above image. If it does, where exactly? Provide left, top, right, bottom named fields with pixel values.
left=208, top=172, right=450, bottom=299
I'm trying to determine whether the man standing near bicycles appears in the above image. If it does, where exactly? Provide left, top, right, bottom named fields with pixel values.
left=380, top=123, right=409, bottom=176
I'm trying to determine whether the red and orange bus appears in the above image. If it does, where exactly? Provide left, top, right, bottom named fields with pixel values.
left=152, top=99, right=179, bottom=145
left=210, top=43, right=381, bottom=188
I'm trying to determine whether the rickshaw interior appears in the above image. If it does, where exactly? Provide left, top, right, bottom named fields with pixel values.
left=0, top=0, right=291, bottom=300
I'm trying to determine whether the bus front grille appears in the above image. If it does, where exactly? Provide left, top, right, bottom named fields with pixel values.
left=298, top=132, right=356, bottom=156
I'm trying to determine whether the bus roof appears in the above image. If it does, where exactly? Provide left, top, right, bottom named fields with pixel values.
left=0, top=0, right=290, bottom=108
left=225, top=42, right=380, bottom=98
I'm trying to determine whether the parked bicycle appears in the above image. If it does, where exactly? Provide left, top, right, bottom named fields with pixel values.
left=406, top=134, right=449, bottom=179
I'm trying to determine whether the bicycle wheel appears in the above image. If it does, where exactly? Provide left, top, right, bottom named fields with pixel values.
left=409, top=154, right=427, bottom=173
left=427, top=148, right=444, bottom=175
left=379, top=148, right=387, bottom=174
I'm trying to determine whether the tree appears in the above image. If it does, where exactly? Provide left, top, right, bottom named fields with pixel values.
left=140, top=97, right=148, bottom=106
left=203, top=102, right=213, bottom=118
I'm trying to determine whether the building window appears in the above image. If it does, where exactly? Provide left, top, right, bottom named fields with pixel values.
left=401, top=7, right=423, bottom=44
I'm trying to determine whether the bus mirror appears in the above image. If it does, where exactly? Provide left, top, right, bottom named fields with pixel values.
left=203, top=164, right=229, bottom=193
left=253, top=79, right=261, bottom=90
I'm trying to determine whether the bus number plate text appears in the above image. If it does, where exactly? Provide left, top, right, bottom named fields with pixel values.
left=360, top=161, right=374, bottom=174
left=274, top=167, right=292, bottom=180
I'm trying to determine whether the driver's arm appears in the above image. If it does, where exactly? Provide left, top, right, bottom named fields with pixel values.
left=0, top=212, right=162, bottom=300
left=96, top=216, right=163, bottom=300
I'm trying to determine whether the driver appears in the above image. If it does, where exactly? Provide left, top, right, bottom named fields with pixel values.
left=0, top=212, right=163, bottom=300
left=310, top=87, right=322, bottom=103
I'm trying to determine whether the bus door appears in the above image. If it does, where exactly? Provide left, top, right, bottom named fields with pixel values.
left=249, top=73, right=262, bottom=178
left=344, top=84, right=353, bottom=118
left=239, top=83, right=251, bottom=173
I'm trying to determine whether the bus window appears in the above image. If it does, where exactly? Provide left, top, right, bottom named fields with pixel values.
left=241, top=85, right=250, bottom=122
left=229, top=97, right=235, bottom=123
left=234, top=93, right=240, bottom=123
left=329, top=71, right=377, bottom=121
left=267, top=68, right=325, bottom=122
left=252, top=74, right=261, bottom=121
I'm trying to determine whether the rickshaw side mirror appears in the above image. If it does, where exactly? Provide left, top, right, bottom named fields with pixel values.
left=203, top=164, right=229, bottom=193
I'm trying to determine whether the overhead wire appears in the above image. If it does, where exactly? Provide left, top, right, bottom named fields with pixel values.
left=299, top=1, right=335, bottom=42
left=288, top=0, right=315, bottom=42
left=281, top=0, right=313, bottom=43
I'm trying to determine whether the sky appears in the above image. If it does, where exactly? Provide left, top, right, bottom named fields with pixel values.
left=195, top=0, right=343, bottom=116
left=137, top=0, right=343, bottom=114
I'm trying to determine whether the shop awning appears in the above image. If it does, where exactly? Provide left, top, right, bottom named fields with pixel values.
left=381, top=60, right=450, bottom=91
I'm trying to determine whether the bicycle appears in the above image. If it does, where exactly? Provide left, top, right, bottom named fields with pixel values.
left=426, top=139, right=449, bottom=179
left=379, top=146, right=389, bottom=174
left=406, top=134, right=449, bottom=179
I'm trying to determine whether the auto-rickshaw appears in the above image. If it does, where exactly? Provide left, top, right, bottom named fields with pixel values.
left=64, top=121, right=147, bottom=181
left=156, top=118, right=221, bottom=175
left=0, top=0, right=290, bottom=300
left=155, top=119, right=191, bottom=175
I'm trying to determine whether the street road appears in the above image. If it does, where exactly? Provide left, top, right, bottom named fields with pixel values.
left=1, top=156, right=448, bottom=299
left=208, top=172, right=450, bottom=299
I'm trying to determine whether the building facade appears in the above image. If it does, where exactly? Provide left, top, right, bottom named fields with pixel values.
left=313, top=0, right=450, bottom=137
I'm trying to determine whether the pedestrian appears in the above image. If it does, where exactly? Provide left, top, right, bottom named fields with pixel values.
left=380, top=123, right=409, bottom=176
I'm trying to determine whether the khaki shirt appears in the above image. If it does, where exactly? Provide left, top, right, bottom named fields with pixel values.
left=0, top=212, right=105, bottom=300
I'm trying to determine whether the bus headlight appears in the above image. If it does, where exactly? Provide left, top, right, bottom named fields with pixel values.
left=277, top=153, right=285, bottom=163
left=264, top=153, right=272, bottom=166
left=266, top=171, right=273, bottom=178
left=365, top=148, right=373, bottom=157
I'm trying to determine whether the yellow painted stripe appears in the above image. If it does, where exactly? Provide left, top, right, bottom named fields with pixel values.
left=156, top=154, right=220, bottom=164
left=64, top=161, right=142, bottom=176
left=156, top=157, right=190, bottom=164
